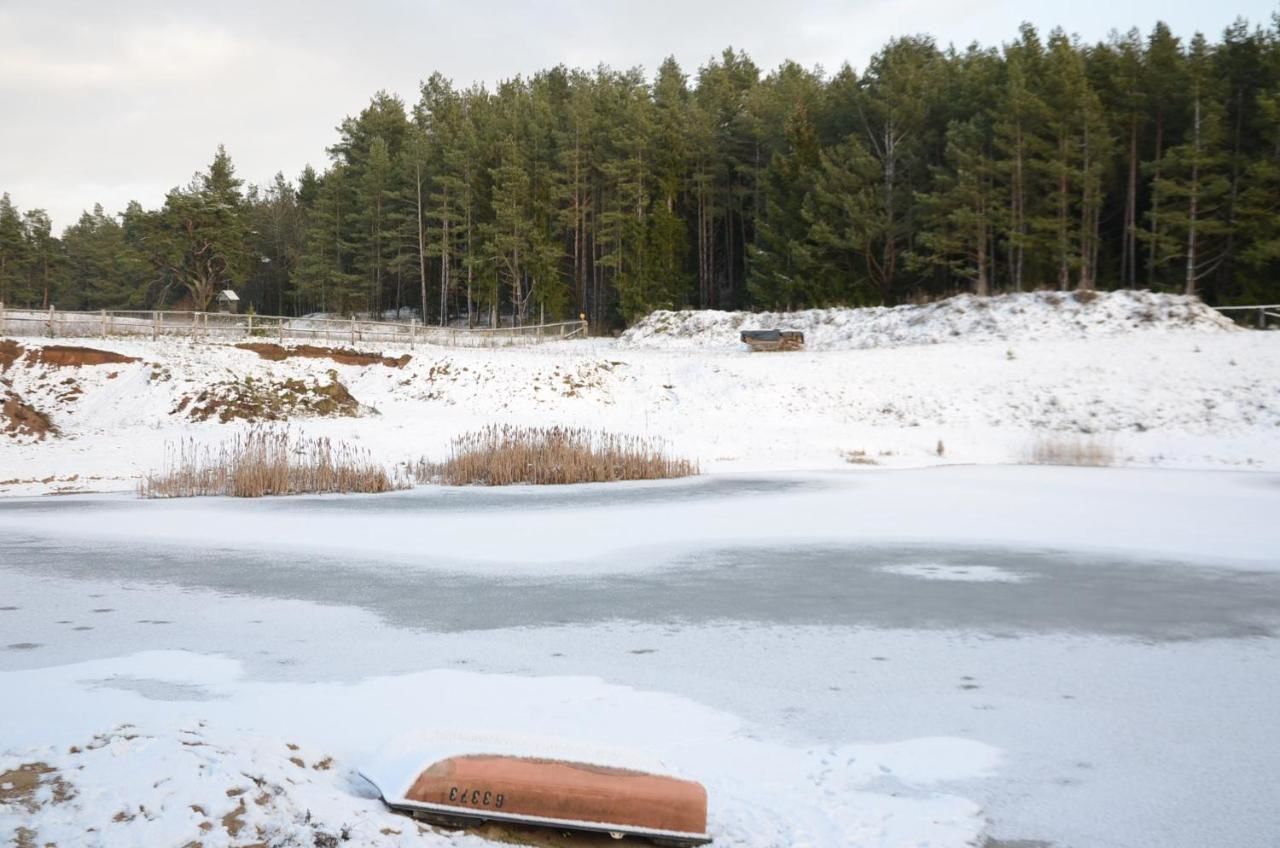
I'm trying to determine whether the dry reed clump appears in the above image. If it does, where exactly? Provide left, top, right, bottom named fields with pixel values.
left=1026, top=435, right=1115, bottom=467
left=138, top=427, right=406, bottom=498
left=842, top=449, right=879, bottom=465
left=411, top=424, right=698, bottom=486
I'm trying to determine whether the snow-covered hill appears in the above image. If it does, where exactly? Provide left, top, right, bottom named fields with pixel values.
left=619, top=290, right=1237, bottom=350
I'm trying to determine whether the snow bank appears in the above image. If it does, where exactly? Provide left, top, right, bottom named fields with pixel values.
left=0, top=651, right=998, bottom=847
left=618, top=290, right=1238, bottom=350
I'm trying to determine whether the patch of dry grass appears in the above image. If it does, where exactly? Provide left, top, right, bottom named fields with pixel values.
left=411, top=424, right=698, bottom=486
left=1027, top=435, right=1115, bottom=467
left=139, top=427, right=406, bottom=498
left=842, top=449, right=879, bottom=465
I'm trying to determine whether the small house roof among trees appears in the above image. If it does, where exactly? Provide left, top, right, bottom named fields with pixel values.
left=216, top=289, right=239, bottom=302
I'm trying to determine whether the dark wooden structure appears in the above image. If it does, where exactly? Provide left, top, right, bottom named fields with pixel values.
left=740, top=329, right=805, bottom=351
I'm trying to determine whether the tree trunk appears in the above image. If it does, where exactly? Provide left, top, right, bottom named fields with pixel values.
left=1147, top=119, right=1164, bottom=287
left=1012, top=123, right=1025, bottom=292
left=1123, top=116, right=1138, bottom=288
left=882, top=122, right=897, bottom=302
left=976, top=197, right=989, bottom=297
left=439, top=185, right=450, bottom=327
left=416, top=163, right=428, bottom=324
left=1079, top=124, right=1092, bottom=291
left=1185, top=97, right=1201, bottom=297
left=1058, top=140, right=1070, bottom=291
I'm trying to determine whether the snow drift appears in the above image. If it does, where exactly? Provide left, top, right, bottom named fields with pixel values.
left=618, top=290, right=1238, bottom=351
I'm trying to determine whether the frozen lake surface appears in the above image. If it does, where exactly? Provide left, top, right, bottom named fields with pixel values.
left=2, top=467, right=1279, bottom=847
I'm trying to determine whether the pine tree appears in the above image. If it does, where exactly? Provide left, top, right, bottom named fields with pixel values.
left=0, top=193, right=28, bottom=306
left=1142, top=22, right=1191, bottom=287
left=61, top=205, right=144, bottom=309
left=485, top=137, right=532, bottom=325
left=356, top=136, right=394, bottom=315
left=916, top=118, right=999, bottom=294
left=143, top=145, right=251, bottom=310
left=648, top=58, right=694, bottom=311
left=21, top=209, right=59, bottom=308
left=800, top=135, right=883, bottom=305
left=1237, top=89, right=1280, bottom=294
left=295, top=166, right=360, bottom=313
left=1143, top=35, right=1232, bottom=296
left=747, top=102, right=821, bottom=307
left=853, top=36, right=944, bottom=301
left=993, top=25, right=1049, bottom=291
left=1032, top=30, right=1103, bottom=291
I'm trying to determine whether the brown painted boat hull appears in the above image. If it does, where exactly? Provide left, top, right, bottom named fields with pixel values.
left=366, top=754, right=710, bottom=845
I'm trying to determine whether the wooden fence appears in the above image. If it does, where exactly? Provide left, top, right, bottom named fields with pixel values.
left=0, top=303, right=588, bottom=349
left=1213, top=304, right=1280, bottom=329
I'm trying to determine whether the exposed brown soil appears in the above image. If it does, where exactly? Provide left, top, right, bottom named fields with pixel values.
left=2, top=388, right=57, bottom=439
left=221, top=798, right=247, bottom=837
left=26, top=345, right=140, bottom=367
left=0, top=339, right=23, bottom=370
left=0, top=762, right=55, bottom=812
left=235, top=342, right=410, bottom=368
left=0, top=761, right=75, bottom=813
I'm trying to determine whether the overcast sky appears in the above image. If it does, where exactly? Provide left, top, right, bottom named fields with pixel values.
left=1, top=0, right=1273, bottom=230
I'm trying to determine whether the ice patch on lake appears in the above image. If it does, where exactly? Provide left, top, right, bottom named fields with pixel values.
left=881, top=563, right=1033, bottom=583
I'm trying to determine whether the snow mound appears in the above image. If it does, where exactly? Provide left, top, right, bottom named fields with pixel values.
left=0, top=651, right=998, bottom=848
left=618, top=290, right=1238, bottom=351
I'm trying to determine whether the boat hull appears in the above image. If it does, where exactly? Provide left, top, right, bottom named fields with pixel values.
left=363, top=754, right=710, bottom=845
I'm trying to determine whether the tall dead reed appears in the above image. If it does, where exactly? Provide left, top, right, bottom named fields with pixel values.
left=1026, top=435, right=1116, bottom=467
left=139, top=427, right=405, bottom=497
left=411, top=424, right=698, bottom=486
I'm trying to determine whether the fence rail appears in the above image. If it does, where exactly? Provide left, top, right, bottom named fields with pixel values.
left=0, top=303, right=589, bottom=348
left=1212, top=304, right=1280, bottom=329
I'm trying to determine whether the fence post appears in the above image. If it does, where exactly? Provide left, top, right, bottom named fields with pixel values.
left=410, top=319, right=416, bottom=350
left=152, top=311, right=159, bottom=341
left=47, top=305, right=55, bottom=338
left=350, top=317, right=356, bottom=346
left=101, top=309, right=107, bottom=339
left=278, top=315, right=284, bottom=344
left=1260, top=307, right=1267, bottom=330
left=246, top=312, right=253, bottom=338
left=0, top=301, right=5, bottom=334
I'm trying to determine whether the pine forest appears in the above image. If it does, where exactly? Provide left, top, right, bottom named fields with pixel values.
left=3, top=19, right=1280, bottom=328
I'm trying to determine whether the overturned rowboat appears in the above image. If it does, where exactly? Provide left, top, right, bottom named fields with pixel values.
left=740, top=329, right=805, bottom=352
left=361, top=753, right=710, bottom=845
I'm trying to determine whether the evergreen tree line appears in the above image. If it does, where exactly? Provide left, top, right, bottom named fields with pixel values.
left=3, top=18, right=1280, bottom=329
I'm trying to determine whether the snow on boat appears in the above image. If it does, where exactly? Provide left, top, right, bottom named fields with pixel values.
left=361, top=753, right=710, bottom=845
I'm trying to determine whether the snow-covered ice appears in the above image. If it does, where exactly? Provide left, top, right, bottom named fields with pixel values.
left=879, top=563, right=1033, bottom=583
left=2, top=469, right=1279, bottom=847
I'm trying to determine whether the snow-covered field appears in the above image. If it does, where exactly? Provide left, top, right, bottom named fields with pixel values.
left=1, top=292, right=1277, bottom=496
left=3, top=292, right=1279, bottom=847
